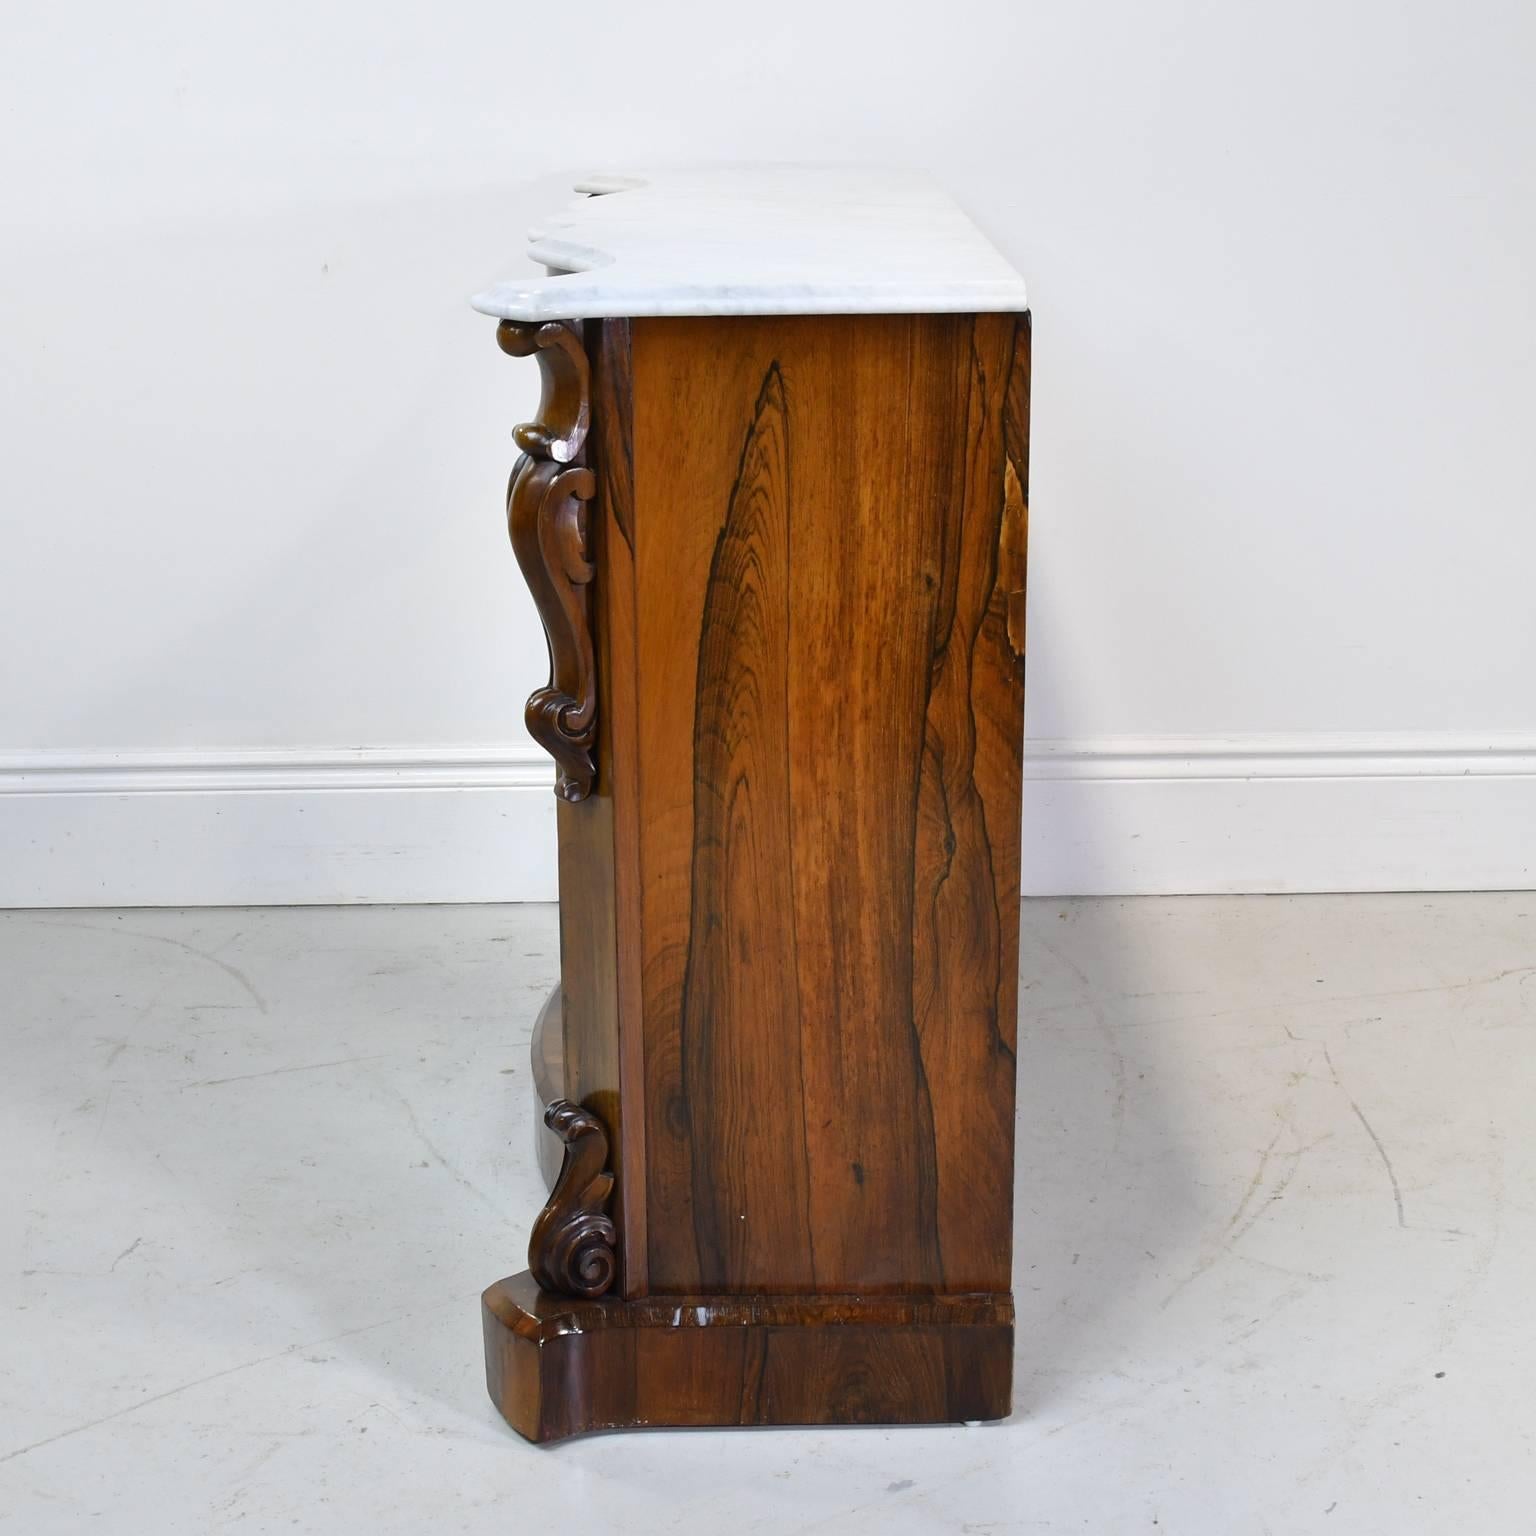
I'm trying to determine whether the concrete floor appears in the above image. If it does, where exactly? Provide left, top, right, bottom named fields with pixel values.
left=0, top=896, right=1531, bottom=1533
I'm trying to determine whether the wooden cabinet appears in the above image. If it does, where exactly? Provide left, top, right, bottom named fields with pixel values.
left=474, top=166, right=1030, bottom=1441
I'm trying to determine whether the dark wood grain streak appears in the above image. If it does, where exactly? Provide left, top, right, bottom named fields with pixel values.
left=678, top=363, right=815, bottom=1288
left=1001, top=313, right=1031, bottom=663
left=909, top=315, right=1024, bottom=1290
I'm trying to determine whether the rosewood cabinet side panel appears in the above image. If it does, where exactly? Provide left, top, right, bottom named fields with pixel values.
left=629, top=313, right=1029, bottom=1296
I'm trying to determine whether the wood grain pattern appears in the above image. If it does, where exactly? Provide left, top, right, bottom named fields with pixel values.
left=678, top=361, right=815, bottom=1285
left=631, top=314, right=1029, bottom=1295
left=483, top=1273, right=1012, bottom=1442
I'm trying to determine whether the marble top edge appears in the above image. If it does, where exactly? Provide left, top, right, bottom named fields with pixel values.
left=471, top=163, right=1028, bottom=322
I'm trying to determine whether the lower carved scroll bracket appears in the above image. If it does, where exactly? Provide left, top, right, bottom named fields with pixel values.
left=527, top=1099, right=617, bottom=1299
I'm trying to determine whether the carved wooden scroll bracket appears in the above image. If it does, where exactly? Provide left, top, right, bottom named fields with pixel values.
left=528, top=1099, right=617, bottom=1298
left=499, top=320, right=597, bottom=801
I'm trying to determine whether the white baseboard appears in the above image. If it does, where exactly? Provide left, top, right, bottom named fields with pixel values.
left=1021, top=734, right=1536, bottom=895
left=0, top=748, right=558, bottom=908
left=2, top=735, right=1535, bottom=907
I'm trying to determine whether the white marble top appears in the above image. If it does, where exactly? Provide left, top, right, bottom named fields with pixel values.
left=471, top=164, right=1028, bottom=321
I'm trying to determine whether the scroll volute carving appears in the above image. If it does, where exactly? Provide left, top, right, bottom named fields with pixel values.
left=528, top=1099, right=617, bottom=1298
left=499, top=320, right=597, bottom=801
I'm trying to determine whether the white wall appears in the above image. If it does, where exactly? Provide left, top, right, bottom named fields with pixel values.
left=4, top=0, right=1536, bottom=905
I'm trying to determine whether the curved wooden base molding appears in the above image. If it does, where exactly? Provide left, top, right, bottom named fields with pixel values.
left=482, top=1273, right=1014, bottom=1443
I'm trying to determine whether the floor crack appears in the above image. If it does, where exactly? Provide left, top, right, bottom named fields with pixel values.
left=1322, top=1044, right=1406, bottom=1229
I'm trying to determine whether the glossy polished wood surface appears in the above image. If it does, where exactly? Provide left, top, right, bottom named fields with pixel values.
left=484, top=1274, right=1013, bottom=1443
left=629, top=313, right=1029, bottom=1295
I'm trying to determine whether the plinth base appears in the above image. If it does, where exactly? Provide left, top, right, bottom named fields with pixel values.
left=482, top=1273, right=1014, bottom=1443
